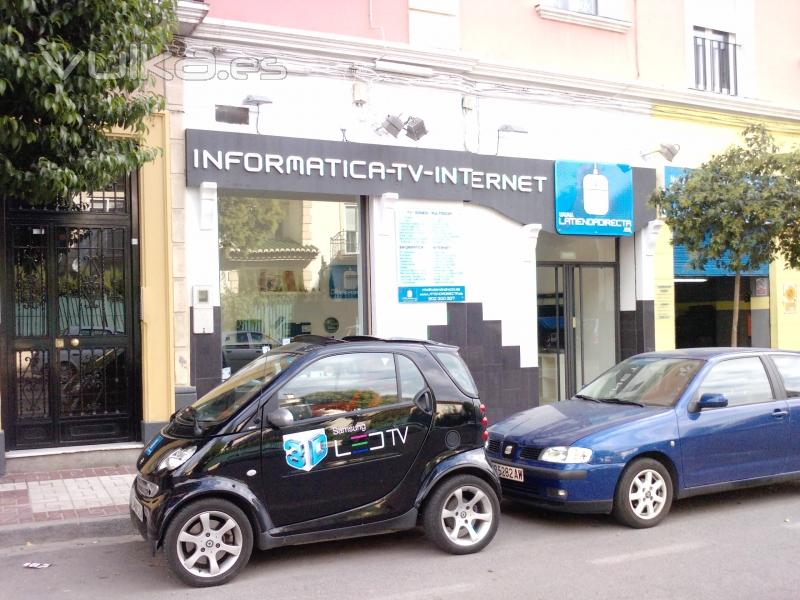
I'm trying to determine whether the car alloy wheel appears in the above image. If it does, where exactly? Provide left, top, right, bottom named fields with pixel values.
left=424, top=474, right=500, bottom=554
left=165, top=498, right=253, bottom=587
left=613, top=458, right=673, bottom=529
left=628, top=468, right=667, bottom=520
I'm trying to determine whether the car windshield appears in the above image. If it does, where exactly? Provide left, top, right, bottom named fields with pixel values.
left=577, top=357, right=703, bottom=407
left=177, top=352, right=297, bottom=426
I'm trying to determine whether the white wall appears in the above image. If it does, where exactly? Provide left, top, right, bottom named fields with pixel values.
left=369, top=195, right=540, bottom=367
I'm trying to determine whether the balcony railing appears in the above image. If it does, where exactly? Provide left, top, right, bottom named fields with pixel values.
left=693, top=35, right=739, bottom=96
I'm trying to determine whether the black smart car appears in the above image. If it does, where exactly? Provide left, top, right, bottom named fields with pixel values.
left=130, top=335, right=501, bottom=586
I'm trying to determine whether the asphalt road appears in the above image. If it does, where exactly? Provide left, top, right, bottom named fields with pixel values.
left=3, top=482, right=800, bottom=600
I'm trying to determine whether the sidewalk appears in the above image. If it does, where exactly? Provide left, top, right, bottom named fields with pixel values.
left=0, top=466, right=136, bottom=544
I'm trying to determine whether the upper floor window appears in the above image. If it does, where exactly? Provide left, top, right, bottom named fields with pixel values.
left=553, top=0, right=597, bottom=15
left=693, top=27, right=739, bottom=96
left=536, top=0, right=630, bottom=33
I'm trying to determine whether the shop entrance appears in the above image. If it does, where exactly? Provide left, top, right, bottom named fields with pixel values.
left=2, top=177, right=140, bottom=449
left=537, top=263, right=617, bottom=404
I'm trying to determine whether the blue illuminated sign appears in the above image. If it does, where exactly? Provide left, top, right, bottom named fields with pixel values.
left=555, top=161, right=634, bottom=236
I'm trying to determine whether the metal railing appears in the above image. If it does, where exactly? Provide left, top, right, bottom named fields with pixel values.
left=694, top=35, right=739, bottom=96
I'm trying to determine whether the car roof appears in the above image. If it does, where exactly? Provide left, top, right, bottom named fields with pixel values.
left=282, top=334, right=457, bottom=355
left=635, top=347, right=800, bottom=360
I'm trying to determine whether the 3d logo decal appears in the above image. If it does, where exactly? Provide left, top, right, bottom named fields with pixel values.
left=283, top=429, right=329, bottom=472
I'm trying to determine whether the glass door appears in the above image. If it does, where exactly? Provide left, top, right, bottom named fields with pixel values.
left=537, top=264, right=617, bottom=404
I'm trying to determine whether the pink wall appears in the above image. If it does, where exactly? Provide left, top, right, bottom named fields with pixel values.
left=459, top=0, right=688, bottom=87
left=755, top=0, right=800, bottom=105
left=206, top=0, right=409, bottom=43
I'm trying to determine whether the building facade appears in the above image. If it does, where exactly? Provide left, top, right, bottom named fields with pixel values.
left=3, top=0, right=800, bottom=469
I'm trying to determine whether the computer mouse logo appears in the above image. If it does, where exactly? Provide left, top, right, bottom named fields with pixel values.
left=582, top=165, right=609, bottom=216
left=283, top=428, right=328, bottom=472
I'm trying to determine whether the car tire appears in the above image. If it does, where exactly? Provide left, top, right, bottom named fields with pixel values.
left=613, top=458, right=673, bottom=529
left=423, top=474, right=500, bottom=555
left=164, top=498, right=254, bottom=587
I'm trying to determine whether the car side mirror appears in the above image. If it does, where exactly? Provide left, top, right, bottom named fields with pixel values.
left=267, top=407, right=295, bottom=428
left=697, top=393, right=728, bottom=411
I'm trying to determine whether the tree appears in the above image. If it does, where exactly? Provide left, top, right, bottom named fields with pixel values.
left=218, top=196, right=286, bottom=252
left=0, top=0, right=174, bottom=205
left=651, top=124, right=800, bottom=347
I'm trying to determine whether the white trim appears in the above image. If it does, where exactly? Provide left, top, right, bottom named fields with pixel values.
left=6, top=442, right=144, bottom=459
left=179, top=18, right=800, bottom=123
left=535, top=4, right=633, bottom=33
left=175, top=0, right=209, bottom=36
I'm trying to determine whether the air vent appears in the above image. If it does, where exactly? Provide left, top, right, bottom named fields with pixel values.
left=215, top=105, right=250, bottom=125
left=519, top=446, right=544, bottom=461
left=486, top=439, right=501, bottom=455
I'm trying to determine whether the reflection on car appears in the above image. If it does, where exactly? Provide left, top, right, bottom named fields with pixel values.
left=131, top=335, right=500, bottom=586
left=487, top=348, right=800, bottom=528
left=222, top=330, right=282, bottom=373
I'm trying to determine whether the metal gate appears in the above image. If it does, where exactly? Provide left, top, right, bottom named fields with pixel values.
left=1, top=176, right=140, bottom=449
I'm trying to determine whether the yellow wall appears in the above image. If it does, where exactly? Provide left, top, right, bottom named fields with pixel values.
left=770, top=259, right=800, bottom=350
left=138, top=113, right=176, bottom=423
left=652, top=106, right=800, bottom=350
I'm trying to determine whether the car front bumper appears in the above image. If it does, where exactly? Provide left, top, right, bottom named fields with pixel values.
left=489, top=457, right=622, bottom=514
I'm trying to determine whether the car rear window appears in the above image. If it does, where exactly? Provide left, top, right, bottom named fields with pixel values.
left=431, top=349, right=478, bottom=397
left=771, top=354, right=800, bottom=397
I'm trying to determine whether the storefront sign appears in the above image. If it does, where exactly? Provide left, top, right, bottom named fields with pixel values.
left=396, top=208, right=464, bottom=303
left=555, top=161, right=634, bottom=236
left=185, top=129, right=657, bottom=234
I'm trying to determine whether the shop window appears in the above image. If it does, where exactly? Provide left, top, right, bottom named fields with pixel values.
left=219, top=195, right=363, bottom=373
left=693, top=27, right=738, bottom=96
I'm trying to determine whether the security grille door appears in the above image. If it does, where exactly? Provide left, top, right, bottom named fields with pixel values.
left=3, top=177, right=140, bottom=449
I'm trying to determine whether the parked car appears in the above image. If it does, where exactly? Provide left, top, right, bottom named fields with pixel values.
left=222, top=330, right=282, bottom=373
left=487, top=348, right=800, bottom=528
left=131, top=335, right=500, bottom=586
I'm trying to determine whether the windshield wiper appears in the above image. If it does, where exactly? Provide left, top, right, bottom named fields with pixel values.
left=596, top=397, right=645, bottom=407
left=575, top=394, right=601, bottom=403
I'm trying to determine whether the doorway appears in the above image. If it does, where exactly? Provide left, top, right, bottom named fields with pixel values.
left=537, top=264, right=617, bottom=404
left=2, top=176, right=141, bottom=449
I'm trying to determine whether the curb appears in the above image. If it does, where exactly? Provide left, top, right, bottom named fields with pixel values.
left=0, top=514, right=136, bottom=548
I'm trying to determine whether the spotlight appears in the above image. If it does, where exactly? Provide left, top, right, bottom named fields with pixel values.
left=381, top=114, right=404, bottom=137
left=404, top=117, right=427, bottom=141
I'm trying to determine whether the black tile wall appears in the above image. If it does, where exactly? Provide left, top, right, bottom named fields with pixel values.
left=190, top=307, right=222, bottom=399
left=428, top=302, right=539, bottom=421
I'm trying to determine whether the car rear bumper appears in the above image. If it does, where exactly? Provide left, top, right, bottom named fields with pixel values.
left=489, top=457, right=622, bottom=513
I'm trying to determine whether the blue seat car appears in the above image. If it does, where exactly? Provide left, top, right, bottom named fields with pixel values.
left=487, top=348, right=800, bottom=528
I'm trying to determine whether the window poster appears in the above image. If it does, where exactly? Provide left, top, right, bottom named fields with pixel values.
left=396, top=207, right=465, bottom=303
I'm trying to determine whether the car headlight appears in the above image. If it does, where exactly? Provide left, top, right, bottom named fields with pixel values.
left=135, top=476, right=160, bottom=498
left=157, top=446, right=197, bottom=472
left=539, top=446, right=593, bottom=464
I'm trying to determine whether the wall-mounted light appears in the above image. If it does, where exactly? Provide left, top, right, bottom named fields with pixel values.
left=242, top=95, right=273, bottom=106
left=641, top=143, right=681, bottom=162
left=243, top=95, right=273, bottom=134
left=380, top=114, right=404, bottom=137
left=404, top=117, right=427, bottom=140
left=674, top=278, right=708, bottom=283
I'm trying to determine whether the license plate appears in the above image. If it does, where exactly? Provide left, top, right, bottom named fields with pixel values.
left=130, top=487, right=144, bottom=521
left=494, top=463, right=524, bottom=483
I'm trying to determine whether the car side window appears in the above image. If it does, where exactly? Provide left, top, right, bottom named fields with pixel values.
left=397, top=355, right=426, bottom=402
left=696, top=357, right=773, bottom=407
left=278, top=353, right=399, bottom=420
left=236, top=332, right=249, bottom=344
left=771, top=355, right=800, bottom=398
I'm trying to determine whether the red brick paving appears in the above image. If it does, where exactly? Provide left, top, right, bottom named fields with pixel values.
left=0, top=465, right=136, bottom=527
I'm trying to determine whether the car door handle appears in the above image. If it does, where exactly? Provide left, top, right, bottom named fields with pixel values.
left=772, top=409, right=789, bottom=418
